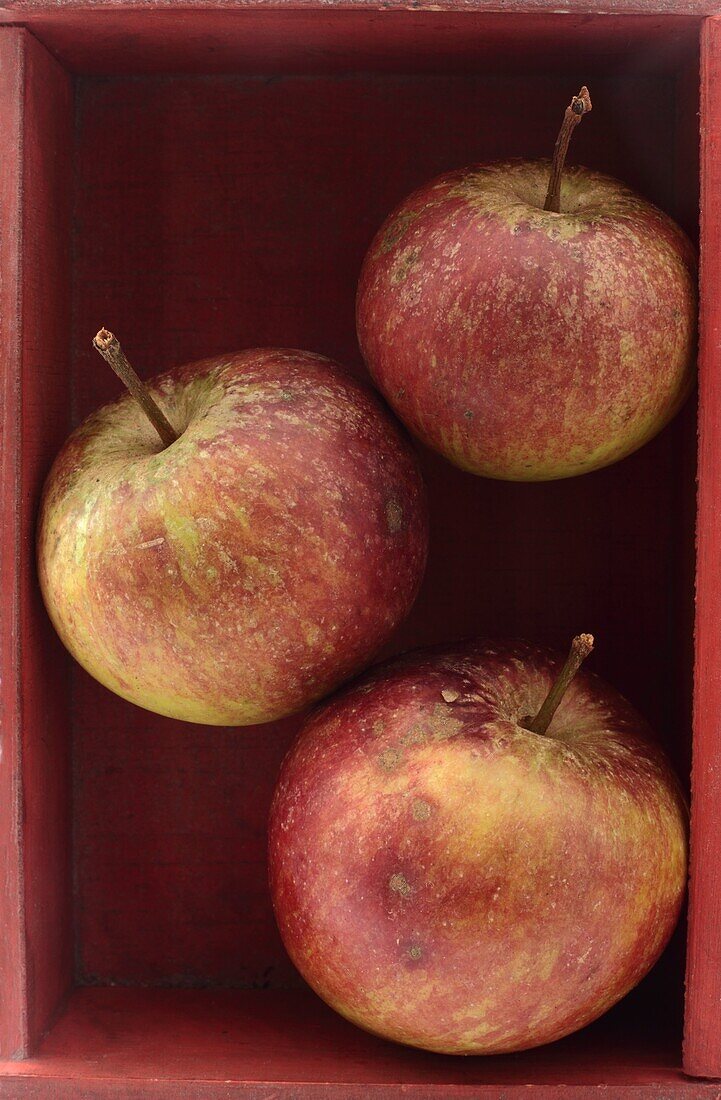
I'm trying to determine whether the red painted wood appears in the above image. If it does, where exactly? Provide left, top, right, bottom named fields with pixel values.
left=0, top=987, right=715, bottom=1096
left=0, top=8, right=711, bottom=1094
left=684, top=13, right=721, bottom=1081
left=0, top=26, right=30, bottom=1063
left=0, top=10, right=701, bottom=77
left=0, top=0, right=715, bottom=16
left=18, top=27, right=75, bottom=1054
left=0, top=27, right=74, bottom=1060
left=0, top=1083, right=716, bottom=1100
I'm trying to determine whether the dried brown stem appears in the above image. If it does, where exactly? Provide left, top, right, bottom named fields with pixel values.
left=93, top=329, right=178, bottom=449
left=543, top=86, right=592, bottom=214
left=522, top=634, right=594, bottom=736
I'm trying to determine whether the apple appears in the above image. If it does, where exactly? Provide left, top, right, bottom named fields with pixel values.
left=356, top=87, right=697, bottom=481
left=37, top=331, right=428, bottom=726
left=269, top=635, right=687, bottom=1054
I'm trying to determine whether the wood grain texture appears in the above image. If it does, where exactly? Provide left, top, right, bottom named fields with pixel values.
left=0, top=26, right=30, bottom=1064
left=684, top=13, right=721, bottom=1081
left=18, top=28, right=75, bottom=1052
left=0, top=26, right=75, bottom=1059
left=0, top=10, right=701, bottom=77
left=0, top=1084, right=718, bottom=1100
left=0, top=0, right=716, bottom=15
left=0, top=987, right=717, bottom=1096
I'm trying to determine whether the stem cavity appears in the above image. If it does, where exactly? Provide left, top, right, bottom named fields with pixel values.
left=93, top=328, right=179, bottom=449
left=543, top=86, right=592, bottom=214
left=522, top=634, right=595, bottom=736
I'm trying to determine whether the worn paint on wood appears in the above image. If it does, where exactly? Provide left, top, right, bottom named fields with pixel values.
left=0, top=11, right=703, bottom=77
left=0, top=26, right=29, bottom=1065
left=0, top=26, right=75, bottom=1059
left=684, top=13, right=721, bottom=1081
left=0, top=987, right=718, bottom=1096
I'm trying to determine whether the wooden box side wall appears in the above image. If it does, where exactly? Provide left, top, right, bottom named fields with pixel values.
left=684, top=12, right=721, bottom=1079
left=0, top=27, right=75, bottom=1058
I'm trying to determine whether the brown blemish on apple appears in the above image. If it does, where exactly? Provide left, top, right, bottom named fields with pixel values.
left=411, top=798, right=432, bottom=821
left=400, top=726, right=428, bottom=748
left=386, top=500, right=404, bottom=534
left=379, top=748, right=402, bottom=771
left=441, top=688, right=460, bottom=703
left=408, top=944, right=423, bottom=960
left=379, top=210, right=419, bottom=254
left=390, top=246, right=421, bottom=285
left=389, top=873, right=412, bottom=898
left=430, top=703, right=465, bottom=740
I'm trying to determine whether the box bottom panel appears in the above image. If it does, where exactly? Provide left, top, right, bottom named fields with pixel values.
left=0, top=986, right=715, bottom=1098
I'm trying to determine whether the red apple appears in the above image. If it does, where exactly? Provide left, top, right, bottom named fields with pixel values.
left=37, top=335, right=428, bottom=725
left=357, top=89, right=696, bottom=480
left=269, top=636, right=687, bottom=1054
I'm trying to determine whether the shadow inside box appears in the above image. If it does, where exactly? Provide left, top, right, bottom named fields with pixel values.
left=14, top=981, right=683, bottom=1088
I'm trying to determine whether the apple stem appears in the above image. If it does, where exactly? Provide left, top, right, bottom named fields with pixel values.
left=543, top=86, right=592, bottom=214
left=522, top=634, right=595, bottom=736
left=92, top=329, right=179, bottom=449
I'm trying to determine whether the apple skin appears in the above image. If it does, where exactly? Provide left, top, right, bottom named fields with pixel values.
left=269, top=639, right=687, bottom=1054
left=37, top=349, right=428, bottom=726
left=356, top=161, right=697, bottom=481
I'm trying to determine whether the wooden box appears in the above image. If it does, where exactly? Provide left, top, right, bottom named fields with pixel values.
left=1, top=2, right=720, bottom=1095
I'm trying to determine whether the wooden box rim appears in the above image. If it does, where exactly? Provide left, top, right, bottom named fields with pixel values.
left=1, top=4, right=720, bottom=1095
